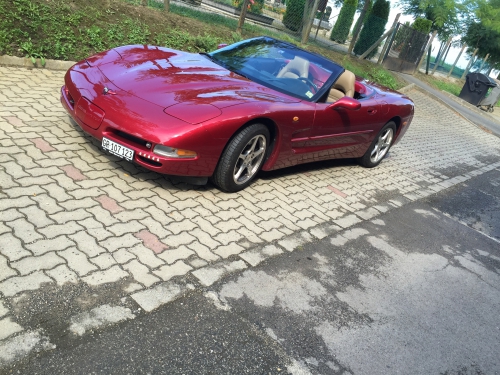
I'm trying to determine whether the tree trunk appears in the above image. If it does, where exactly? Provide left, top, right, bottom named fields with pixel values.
left=237, top=0, right=249, bottom=34
left=164, top=0, right=170, bottom=12
left=348, top=0, right=372, bottom=55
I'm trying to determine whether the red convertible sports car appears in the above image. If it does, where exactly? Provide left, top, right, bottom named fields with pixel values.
left=61, top=37, right=414, bottom=192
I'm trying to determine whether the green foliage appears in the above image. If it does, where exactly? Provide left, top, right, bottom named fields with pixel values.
left=412, top=17, right=432, bottom=33
left=233, top=0, right=265, bottom=15
left=330, top=0, right=358, bottom=43
left=353, top=0, right=390, bottom=58
left=283, top=0, right=306, bottom=32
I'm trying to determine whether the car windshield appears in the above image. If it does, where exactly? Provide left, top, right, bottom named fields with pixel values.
left=208, top=37, right=344, bottom=102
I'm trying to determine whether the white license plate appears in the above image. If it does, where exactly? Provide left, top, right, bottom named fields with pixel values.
left=102, top=137, right=134, bottom=161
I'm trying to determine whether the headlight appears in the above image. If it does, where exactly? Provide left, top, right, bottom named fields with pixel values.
left=153, top=145, right=197, bottom=158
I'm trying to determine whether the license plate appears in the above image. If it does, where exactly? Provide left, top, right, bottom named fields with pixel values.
left=102, top=137, right=134, bottom=161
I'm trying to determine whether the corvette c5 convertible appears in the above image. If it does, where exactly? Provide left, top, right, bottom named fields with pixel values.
left=61, top=36, right=414, bottom=192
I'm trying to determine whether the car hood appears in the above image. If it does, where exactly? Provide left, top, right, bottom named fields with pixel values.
left=96, top=46, right=300, bottom=110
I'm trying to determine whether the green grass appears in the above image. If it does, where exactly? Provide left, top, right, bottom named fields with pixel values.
left=0, top=0, right=406, bottom=90
left=431, top=80, right=462, bottom=97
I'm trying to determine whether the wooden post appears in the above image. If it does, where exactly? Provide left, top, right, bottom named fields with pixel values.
left=447, top=43, right=466, bottom=77
left=348, top=0, right=374, bottom=55
left=302, top=0, right=321, bottom=44
left=358, top=26, right=395, bottom=60
left=478, top=53, right=490, bottom=72
left=431, top=36, right=452, bottom=75
left=376, top=13, right=401, bottom=64
left=417, top=30, right=437, bottom=72
left=236, top=0, right=249, bottom=34
left=461, top=48, right=478, bottom=79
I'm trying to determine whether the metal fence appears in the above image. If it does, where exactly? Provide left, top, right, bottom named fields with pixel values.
left=382, top=22, right=429, bottom=74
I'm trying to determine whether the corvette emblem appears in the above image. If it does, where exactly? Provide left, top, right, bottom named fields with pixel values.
left=102, top=87, right=116, bottom=95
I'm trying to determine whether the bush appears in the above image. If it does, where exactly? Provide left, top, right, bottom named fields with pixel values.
left=283, top=0, right=306, bottom=32
left=412, top=18, right=432, bottom=33
left=330, top=0, right=358, bottom=44
left=353, top=0, right=390, bottom=58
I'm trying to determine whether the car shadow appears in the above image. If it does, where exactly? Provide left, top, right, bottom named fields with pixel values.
left=67, top=116, right=365, bottom=193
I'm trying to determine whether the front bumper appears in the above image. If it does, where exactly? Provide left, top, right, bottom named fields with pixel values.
left=60, top=85, right=215, bottom=177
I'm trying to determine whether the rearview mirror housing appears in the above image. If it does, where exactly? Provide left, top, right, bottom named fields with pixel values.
left=328, top=97, right=361, bottom=111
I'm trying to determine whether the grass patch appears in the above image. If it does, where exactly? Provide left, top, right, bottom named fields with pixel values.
left=415, top=72, right=464, bottom=97
left=0, top=0, right=406, bottom=90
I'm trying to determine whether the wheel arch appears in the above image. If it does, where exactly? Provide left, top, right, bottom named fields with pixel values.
left=220, top=117, right=279, bottom=164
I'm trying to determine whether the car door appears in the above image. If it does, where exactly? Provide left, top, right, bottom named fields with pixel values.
left=307, top=96, right=385, bottom=160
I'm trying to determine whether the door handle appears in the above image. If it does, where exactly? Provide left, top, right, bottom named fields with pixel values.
left=367, top=108, right=377, bottom=114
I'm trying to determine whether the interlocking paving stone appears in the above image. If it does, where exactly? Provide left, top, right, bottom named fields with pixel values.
left=0, top=317, right=23, bottom=341
left=81, top=265, right=129, bottom=286
left=0, top=271, right=53, bottom=297
left=2, top=66, right=500, bottom=355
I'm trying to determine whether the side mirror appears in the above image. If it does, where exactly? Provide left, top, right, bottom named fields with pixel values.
left=328, top=97, right=361, bottom=111
left=217, top=44, right=228, bottom=49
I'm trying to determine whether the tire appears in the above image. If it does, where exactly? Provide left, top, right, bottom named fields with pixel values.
left=359, top=121, right=396, bottom=168
left=212, top=124, right=270, bottom=192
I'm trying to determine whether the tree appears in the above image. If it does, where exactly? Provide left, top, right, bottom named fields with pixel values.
left=353, top=0, right=390, bottom=58
left=462, top=0, right=500, bottom=77
left=283, top=0, right=306, bottom=31
left=330, top=0, right=358, bottom=43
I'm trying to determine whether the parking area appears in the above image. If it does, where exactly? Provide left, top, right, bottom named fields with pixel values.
left=1, top=65, right=500, bottom=362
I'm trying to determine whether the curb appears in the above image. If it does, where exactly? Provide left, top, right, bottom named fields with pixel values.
left=398, top=83, right=415, bottom=94
left=0, top=55, right=75, bottom=71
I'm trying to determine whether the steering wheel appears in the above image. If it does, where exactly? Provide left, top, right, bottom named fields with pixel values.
left=298, top=77, right=318, bottom=92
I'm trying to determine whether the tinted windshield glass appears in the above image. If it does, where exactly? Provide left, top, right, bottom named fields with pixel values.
left=209, top=37, right=344, bottom=101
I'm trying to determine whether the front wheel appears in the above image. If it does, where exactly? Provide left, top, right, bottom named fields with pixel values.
left=211, top=124, right=270, bottom=192
left=359, top=121, right=396, bottom=168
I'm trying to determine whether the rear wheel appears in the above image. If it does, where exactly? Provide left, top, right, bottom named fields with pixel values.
left=359, top=121, right=396, bottom=168
left=212, top=124, right=270, bottom=192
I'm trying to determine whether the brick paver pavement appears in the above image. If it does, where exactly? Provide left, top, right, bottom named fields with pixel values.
left=1, top=65, right=500, bottom=364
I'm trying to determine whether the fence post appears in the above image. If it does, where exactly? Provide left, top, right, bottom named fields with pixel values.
left=431, top=36, right=452, bottom=75
left=417, top=30, right=437, bottom=72
left=461, top=48, right=478, bottom=79
left=314, top=8, right=326, bottom=40
left=348, top=0, right=373, bottom=55
left=236, top=0, right=249, bottom=34
left=302, top=0, right=321, bottom=44
left=447, top=43, right=466, bottom=77
left=376, top=13, right=401, bottom=64
left=478, top=53, right=490, bottom=72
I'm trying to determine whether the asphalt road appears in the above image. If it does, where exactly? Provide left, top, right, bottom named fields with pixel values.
left=399, top=73, right=500, bottom=137
left=5, top=169, right=500, bottom=375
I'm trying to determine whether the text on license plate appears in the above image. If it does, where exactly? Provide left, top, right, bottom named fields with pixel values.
left=102, top=137, right=134, bottom=161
